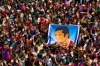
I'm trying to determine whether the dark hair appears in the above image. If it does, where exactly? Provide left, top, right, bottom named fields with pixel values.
left=97, top=33, right=100, bottom=37
left=55, top=26, right=69, bottom=37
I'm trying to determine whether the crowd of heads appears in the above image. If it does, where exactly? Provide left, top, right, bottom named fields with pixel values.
left=0, top=0, right=100, bottom=66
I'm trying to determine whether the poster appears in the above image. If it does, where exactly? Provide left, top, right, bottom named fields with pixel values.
left=47, top=24, right=80, bottom=48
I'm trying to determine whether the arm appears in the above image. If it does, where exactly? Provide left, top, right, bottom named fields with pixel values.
left=20, top=47, right=26, bottom=57
left=3, top=60, right=8, bottom=66
left=44, top=44, right=50, bottom=50
left=32, top=57, right=37, bottom=65
left=17, top=0, right=22, bottom=5
left=80, top=12, right=87, bottom=14
left=54, top=57, right=59, bottom=65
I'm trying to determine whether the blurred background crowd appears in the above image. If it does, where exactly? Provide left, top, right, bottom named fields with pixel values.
left=0, top=0, right=100, bottom=66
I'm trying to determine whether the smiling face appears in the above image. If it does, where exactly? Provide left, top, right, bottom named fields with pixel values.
left=55, top=30, right=68, bottom=43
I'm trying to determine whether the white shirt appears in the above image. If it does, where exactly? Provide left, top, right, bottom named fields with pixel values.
left=19, top=59, right=25, bottom=66
left=45, top=56, right=52, bottom=66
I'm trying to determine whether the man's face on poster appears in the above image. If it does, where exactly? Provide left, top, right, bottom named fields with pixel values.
left=55, top=30, right=68, bottom=43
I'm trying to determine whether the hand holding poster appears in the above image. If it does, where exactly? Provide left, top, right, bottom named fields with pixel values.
left=47, top=24, right=80, bottom=48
